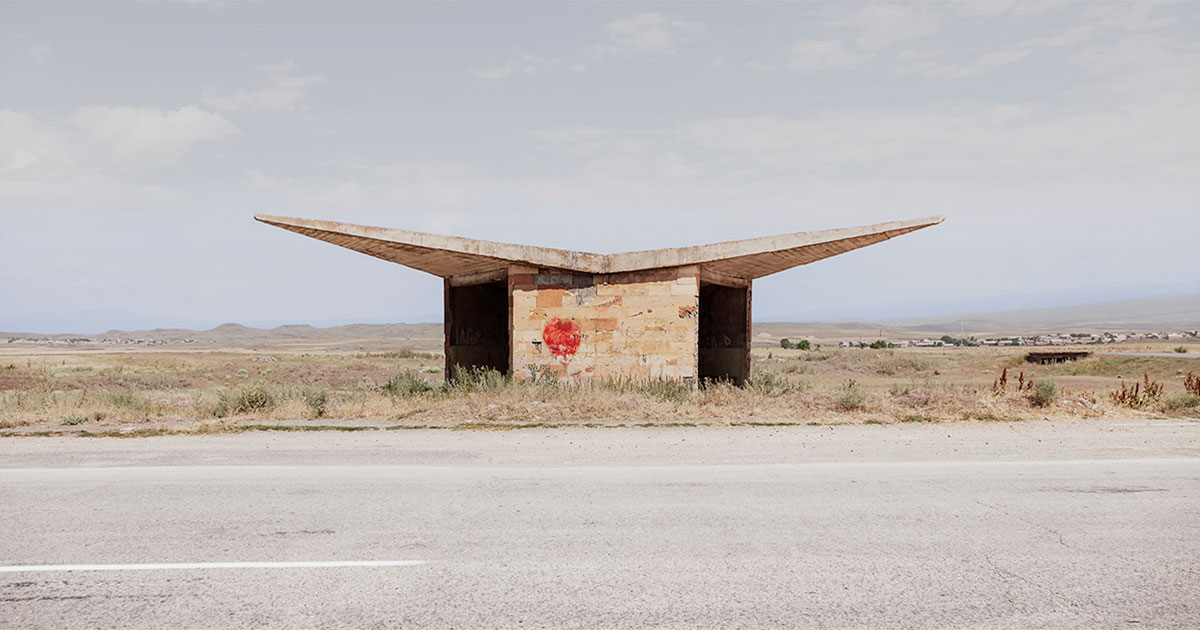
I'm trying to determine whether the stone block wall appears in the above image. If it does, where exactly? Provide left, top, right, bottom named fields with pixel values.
left=509, top=264, right=700, bottom=382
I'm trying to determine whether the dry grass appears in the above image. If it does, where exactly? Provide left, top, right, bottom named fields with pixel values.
left=3, top=343, right=1198, bottom=433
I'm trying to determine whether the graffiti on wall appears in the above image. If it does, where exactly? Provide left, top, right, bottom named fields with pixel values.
left=542, top=318, right=581, bottom=364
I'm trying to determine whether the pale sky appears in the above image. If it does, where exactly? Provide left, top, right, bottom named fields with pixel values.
left=1, top=1, right=1197, bottom=334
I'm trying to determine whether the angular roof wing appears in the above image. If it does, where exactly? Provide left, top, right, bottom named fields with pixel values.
left=605, top=216, right=943, bottom=278
left=255, top=214, right=943, bottom=281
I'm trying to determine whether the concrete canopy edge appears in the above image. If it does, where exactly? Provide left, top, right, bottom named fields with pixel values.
left=254, top=213, right=944, bottom=280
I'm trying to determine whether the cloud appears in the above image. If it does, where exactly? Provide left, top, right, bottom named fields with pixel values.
left=831, top=2, right=943, bottom=52
left=949, top=0, right=1072, bottom=20
left=1081, top=1, right=1178, bottom=31
left=787, top=39, right=869, bottom=72
left=28, top=42, right=51, bottom=64
left=884, top=2, right=1184, bottom=82
left=70, top=106, right=238, bottom=172
left=1, top=105, right=237, bottom=202
left=895, top=47, right=1034, bottom=80
left=475, top=12, right=702, bottom=79
left=476, top=53, right=560, bottom=79
left=540, top=126, right=699, bottom=181
left=682, top=95, right=1198, bottom=182
left=589, top=12, right=704, bottom=58
left=202, top=60, right=325, bottom=112
left=746, top=61, right=779, bottom=75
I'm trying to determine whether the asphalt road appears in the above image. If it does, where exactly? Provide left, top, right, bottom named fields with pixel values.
left=2, top=420, right=1199, bottom=629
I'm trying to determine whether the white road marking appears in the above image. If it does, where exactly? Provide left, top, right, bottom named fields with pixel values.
left=0, top=560, right=426, bottom=573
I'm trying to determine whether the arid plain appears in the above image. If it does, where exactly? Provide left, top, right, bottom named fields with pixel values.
left=3, top=315, right=1197, bottom=435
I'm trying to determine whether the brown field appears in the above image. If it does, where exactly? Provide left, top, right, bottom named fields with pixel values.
left=2, top=333, right=1198, bottom=435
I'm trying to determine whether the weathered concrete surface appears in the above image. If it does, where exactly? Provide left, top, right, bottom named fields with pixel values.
left=1, top=419, right=1198, bottom=629
left=255, top=213, right=943, bottom=280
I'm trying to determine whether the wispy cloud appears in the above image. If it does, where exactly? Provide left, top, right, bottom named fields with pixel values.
left=28, top=42, right=51, bottom=64
left=3, top=106, right=237, bottom=178
left=202, top=60, right=325, bottom=112
left=787, top=39, right=869, bottom=72
left=478, top=11, right=703, bottom=79
left=894, top=47, right=1034, bottom=80
left=1, top=105, right=237, bottom=203
left=589, top=12, right=704, bottom=59
left=476, top=53, right=560, bottom=80
left=831, top=2, right=943, bottom=52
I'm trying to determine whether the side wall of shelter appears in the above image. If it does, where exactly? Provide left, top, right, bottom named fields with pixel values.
left=509, top=264, right=699, bottom=381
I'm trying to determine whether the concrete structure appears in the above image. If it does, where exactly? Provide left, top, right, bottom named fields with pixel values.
left=256, top=214, right=943, bottom=384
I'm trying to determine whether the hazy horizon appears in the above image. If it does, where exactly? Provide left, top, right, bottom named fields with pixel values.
left=5, top=291, right=1196, bottom=336
left=3, top=2, right=1198, bottom=334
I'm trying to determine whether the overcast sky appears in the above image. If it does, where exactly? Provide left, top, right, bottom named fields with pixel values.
left=1, top=1, right=1197, bottom=333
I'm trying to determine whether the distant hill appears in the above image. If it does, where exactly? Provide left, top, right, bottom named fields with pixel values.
left=5, top=294, right=1196, bottom=350
left=890, top=294, right=1200, bottom=334
left=5, top=322, right=445, bottom=351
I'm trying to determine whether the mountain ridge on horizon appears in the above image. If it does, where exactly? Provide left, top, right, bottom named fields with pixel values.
left=5, top=293, right=1196, bottom=341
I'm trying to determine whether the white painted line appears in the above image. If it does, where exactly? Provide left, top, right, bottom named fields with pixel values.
left=0, top=560, right=426, bottom=573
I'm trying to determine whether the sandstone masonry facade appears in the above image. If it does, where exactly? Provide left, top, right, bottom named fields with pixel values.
left=509, top=264, right=701, bottom=382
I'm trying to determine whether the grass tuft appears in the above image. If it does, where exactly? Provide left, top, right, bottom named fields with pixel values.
left=382, top=371, right=434, bottom=397
left=1030, top=380, right=1058, bottom=407
left=838, top=380, right=866, bottom=411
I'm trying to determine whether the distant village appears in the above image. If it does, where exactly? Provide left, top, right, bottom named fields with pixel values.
left=6, top=328, right=1198, bottom=350
left=3, top=336, right=200, bottom=347
left=838, top=330, right=1199, bottom=348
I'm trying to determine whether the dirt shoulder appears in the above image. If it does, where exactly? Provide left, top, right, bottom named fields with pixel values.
left=1, top=418, right=1196, bottom=468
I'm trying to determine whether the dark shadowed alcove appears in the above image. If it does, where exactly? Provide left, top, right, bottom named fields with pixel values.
left=444, top=278, right=510, bottom=380
left=698, top=282, right=750, bottom=386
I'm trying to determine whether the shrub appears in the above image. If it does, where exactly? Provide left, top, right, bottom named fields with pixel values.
left=967, top=412, right=1022, bottom=422
left=1030, top=380, right=1057, bottom=407
left=446, top=367, right=509, bottom=393
left=838, top=380, right=866, bottom=411
left=582, top=376, right=692, bottom=403
left=1174, top=346, right=1188, bottom=354
left=633, top=379, right=692, bottom=403
left=872, top=355, right=931, bottom=376
left=746, top=371, right=800, bottom=396
left=524, top=365, right=560, bottom=386
left=382, top=371, right=434, bottom=397
left=890, top=380, right=935, bottom=407
left=301, top=386, right=328, bottom=418
left=356, top=350, right=438, bottom=360
left=780, top=338, right=792, bottom=349
left=238, top=381, right=274, bottom=410
left=1160, top=393, right=1200, bottom=412
left=1110, top=374, right=1164, bottom=409
left=213, top=381, right=276, bottom=417
left=796, top=339, right=811, bottom=351
left=106, top=389, right=148, bottom=410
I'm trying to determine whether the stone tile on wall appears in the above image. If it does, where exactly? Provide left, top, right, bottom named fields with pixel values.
left=510, top=264, right=699, bottom=383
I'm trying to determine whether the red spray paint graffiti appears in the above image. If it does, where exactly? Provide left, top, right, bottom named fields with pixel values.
left=542, top=318, right=581, bottom=363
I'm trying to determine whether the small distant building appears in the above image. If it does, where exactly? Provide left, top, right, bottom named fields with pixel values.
left=257, top=214, right=942, bottom=385
left=1026, top=350, right=1091, bottom=364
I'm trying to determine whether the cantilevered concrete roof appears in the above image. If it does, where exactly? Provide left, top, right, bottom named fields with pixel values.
left=255, top=214, right=943, bottom=281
